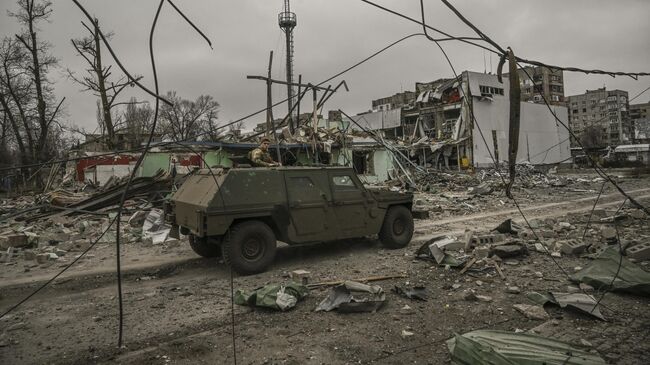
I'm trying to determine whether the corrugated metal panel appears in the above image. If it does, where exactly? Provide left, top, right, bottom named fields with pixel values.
left=383, top=109, right=401, bottom=129
left=614, top=144, right=650, bottom=153
left=352, top=111, right=383, bottom=130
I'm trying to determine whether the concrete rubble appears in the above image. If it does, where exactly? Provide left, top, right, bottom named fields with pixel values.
left=1, top=157, right=649, bottom=364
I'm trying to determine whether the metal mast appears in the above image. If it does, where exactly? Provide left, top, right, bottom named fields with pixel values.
left=278, top=0, right=297, bottom=132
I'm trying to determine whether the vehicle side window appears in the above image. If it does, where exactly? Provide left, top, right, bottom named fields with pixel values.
left=332, top=175, right=358, bottom=190
left=288, top=176, right=322, bottom=200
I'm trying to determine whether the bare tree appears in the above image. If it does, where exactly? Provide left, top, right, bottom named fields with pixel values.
left=9, top=0, right=64, bottom=163
left=122, top=97, right=153, bottom=147
left=158, top=91, right=221, bottom=142
left=228, top=120, right=245, bottom=132
left=68, top=19, right=139, bottom=149
left=0, top=37, right=34, bottom=165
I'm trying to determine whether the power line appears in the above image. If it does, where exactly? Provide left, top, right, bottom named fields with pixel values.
left=414, top=0, right=624, bottom=312
left=360, top=0, right=650, bottom=79
left=630, top=85, right=650, bottom=103
left=0, top=32, right=427, bottom=174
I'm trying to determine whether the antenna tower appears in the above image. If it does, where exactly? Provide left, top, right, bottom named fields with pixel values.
left=278, top=0, right=297, bottom=130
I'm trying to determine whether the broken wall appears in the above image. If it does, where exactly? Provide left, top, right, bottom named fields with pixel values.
left=336, top=148, right=392, bottom=183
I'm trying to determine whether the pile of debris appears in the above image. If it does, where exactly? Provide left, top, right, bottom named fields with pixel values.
left=0, top=169, right=179, bottom=268
left=414, top=206, right=650, bottom=277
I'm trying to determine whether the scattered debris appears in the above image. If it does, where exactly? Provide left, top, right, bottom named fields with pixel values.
left=415, top=239, right=465, bottom=267
left=235, top=282, right=309, bottom=311
left=289, top=269, right=311, bottom=285
left=315, top=281, right=385, bottom=313
left=447, top=330, right=606, bottom=365
left=526, top=291, right=605, bottom=320
left=571, top=246, right=650, bottom=296
left=142, top=209, right=172, bottom=245
left=492, top=218, right=522, bottom=234
left=392, top=285, right=427, bottom=301
left=512, top=304, right=550, bottom=320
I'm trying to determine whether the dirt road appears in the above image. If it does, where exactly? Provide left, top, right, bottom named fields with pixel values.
left=1, top=179, right=650, bottom=364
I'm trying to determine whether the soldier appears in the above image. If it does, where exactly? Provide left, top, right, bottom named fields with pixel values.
left=249, top=137, right=280, bottom=167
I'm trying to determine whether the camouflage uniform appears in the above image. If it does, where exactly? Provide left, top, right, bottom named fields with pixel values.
left=249, top=148, right=276, bottom=167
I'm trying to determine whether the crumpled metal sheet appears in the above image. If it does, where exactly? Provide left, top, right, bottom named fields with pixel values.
left=571, top=246, right=650, bottom=296
left=315, top=281, right=385, bottom=313
left=525, top=291, right=605, bottom=320
left=447, top=330, right=606, bottom=365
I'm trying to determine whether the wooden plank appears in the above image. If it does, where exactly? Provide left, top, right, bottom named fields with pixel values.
left=460, top=257, right=478, bottom=274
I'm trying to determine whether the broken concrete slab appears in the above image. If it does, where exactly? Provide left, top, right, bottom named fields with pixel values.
left=492, top=219, right=522, bottom=235
left=473, top=246, right=489, bottom=259
left=0, top=234, right=28, bottom=249
left=473, top=234, right=506, bottom=246
left=505, top=286, right=520, bottom=294
left=491, top=244, right=527, bottom=259
left=512, top=304, right=550, bottom=320
left=560, top=240, right=587, bottom=255
left=289, top=269, right=311, bottom=285
left=467, top=182, right=492, bottom=196
left=626, top=242, right=650, bottom=261
left=534, top=242, right=547, bottom=253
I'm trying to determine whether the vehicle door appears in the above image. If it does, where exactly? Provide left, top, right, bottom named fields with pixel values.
left=328, top=171, right=373, bottom=238
left=284, top=170, right=336, bottom=242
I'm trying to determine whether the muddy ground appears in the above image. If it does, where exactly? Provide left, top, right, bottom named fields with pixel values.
left=1, top=171, right=650, bottom=364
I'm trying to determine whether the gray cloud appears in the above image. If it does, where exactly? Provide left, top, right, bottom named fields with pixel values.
left=1, top=0, right=649, bottom=133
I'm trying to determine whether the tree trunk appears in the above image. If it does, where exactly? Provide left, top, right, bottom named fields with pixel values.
left=93, top=20, right=115, bottom=149
left=27, top=7, right=49, bottom=163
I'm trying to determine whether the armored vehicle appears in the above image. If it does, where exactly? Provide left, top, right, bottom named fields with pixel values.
left=167, top=166, right=413, bottom=275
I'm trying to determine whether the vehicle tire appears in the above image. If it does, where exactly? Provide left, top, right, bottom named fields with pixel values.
left=189, top=235, right=221, bottom=258
left=222, top=221, right=277, bottom=275
left=378, top=205, right=414, bottom=249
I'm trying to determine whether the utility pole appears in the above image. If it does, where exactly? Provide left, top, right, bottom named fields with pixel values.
left=247, top=65, right=330, bottom=162
left=266, top=51, right=274, bottom=137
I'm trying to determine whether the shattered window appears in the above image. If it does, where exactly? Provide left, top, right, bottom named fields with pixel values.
left=332, top=175, right=357, bottom=190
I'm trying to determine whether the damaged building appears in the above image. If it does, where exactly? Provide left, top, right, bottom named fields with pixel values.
left=348, top=71, right=571, bottom=173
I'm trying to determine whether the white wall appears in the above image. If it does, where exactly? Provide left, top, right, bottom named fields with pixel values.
left=91, top=164, right=133, bottom=185
left=466, top=71, right=571, bottom=167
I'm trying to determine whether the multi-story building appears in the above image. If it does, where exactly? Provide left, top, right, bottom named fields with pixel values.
left=630, top=101, right=650, bottom=143
left=506, top=66, right=566, bottom=106
left=350, top=71, right=571, bottom=168
left=567, top=88, right=630, bottom=146
left=371, top=91, right=415, bottom=112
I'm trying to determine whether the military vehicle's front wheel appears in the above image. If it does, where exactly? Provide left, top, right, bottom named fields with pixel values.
left=222, top=221, right=277, bottom=275
left=189, top=235, right=222, bottom=257
left=379, top=205, right=414, bottom=249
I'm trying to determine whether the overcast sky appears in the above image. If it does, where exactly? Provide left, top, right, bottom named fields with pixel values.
left=1, top=0, right=649, bottom=133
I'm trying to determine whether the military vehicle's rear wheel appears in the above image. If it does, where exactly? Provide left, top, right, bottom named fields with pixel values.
left=189, top=235, right=222, bottom=258
left=379, top=205, right=414, bottom=249
left=222, top=221, right=277, bottom=275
